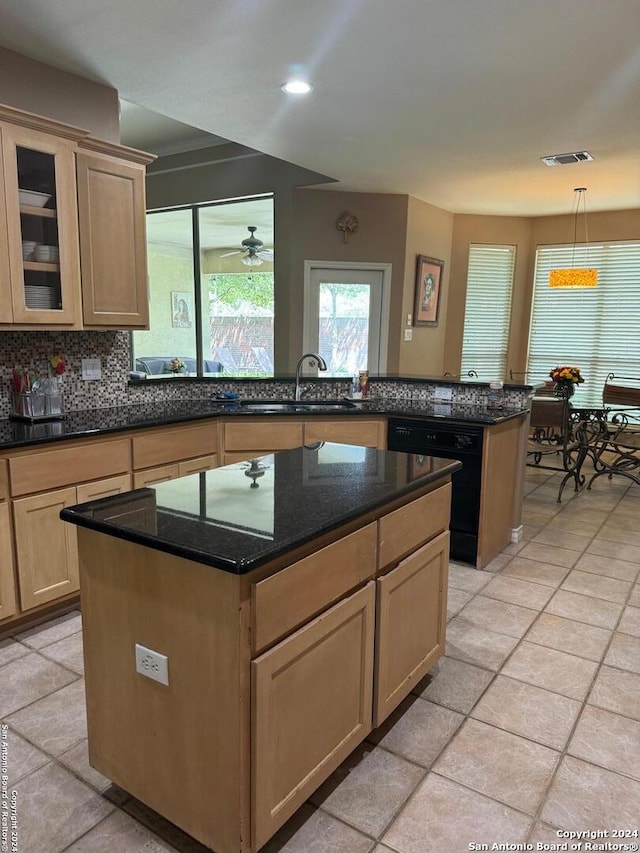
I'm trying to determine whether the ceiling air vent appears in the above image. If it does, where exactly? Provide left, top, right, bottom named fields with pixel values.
left=541, top=151, right=594, bottom=166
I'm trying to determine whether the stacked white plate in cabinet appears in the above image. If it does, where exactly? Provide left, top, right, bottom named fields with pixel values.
left=22, top=240, right=38, bottom=260
left=34, top=245, right=59, bottom=263
left=25, top=285, right=58, bottom=309
left=18, top=189, right=52, bottom=207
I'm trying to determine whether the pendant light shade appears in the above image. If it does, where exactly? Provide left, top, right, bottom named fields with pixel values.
left=549, top=188, right=598, bottom=288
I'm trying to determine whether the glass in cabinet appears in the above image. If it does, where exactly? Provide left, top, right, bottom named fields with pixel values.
left=1, top=123, right=81, bottom=326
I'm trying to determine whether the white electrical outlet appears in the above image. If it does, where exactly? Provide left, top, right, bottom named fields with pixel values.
left=434, top=387, right=453, bottom=402
left=135, top=643, right=169, bottom=686
left=404, top=328, right=413, bottom=341
left=81, top=358, right=102, bottom=381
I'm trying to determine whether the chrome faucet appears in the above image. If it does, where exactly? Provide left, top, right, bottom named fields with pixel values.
left=295, top=353, right=327, bottom=400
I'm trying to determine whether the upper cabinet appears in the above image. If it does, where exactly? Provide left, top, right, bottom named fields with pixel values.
left=0, top=121, right=83, bottom=327
left=0, top=104, right=154, bottom=330
left=77, top=140, right=152, bottom=328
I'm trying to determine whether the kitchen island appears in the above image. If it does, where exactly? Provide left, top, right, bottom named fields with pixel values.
left=61, top=443, right=461, bottom=853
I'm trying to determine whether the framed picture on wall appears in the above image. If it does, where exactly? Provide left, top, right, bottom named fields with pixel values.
left=171, top=292, right=193, bottom=328
left=413, top=255, right=444, bottom=326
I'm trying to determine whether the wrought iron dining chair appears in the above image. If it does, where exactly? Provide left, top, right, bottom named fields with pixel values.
left=526, top=394, right=585, bottom=501
left=587, top=374, right=640, bottom=488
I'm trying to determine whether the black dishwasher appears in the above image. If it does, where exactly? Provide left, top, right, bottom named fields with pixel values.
left=388, top=418, right=483, bottom=565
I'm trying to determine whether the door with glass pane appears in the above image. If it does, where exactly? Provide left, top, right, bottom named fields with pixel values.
left=1, top=124, right=81, bottom=325
left=305, top=267, right=387, bottom=376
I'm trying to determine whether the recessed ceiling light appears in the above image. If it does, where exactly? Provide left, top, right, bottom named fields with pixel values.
left=281, top=80, right=313, bottom=95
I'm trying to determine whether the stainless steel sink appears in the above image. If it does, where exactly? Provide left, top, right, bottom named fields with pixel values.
left=239, top=399, right=357, bottom=414
left=238, top=401, right=297, bottom=413
left=294, top=400, right=358, bottom=412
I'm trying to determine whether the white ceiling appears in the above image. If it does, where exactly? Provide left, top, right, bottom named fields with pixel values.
left=1, top=0, right=639, bottom=216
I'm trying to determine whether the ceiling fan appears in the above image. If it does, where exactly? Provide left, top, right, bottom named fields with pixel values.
left=220, top=226, right=274, bottom=267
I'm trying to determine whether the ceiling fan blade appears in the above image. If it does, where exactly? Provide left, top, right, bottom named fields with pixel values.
left=256, top=249, right=274, bottom=261
left=220, top=250, right=243, bottom=258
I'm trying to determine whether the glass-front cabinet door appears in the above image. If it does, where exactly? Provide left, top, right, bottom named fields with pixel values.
left=1, top=124, right=81, bottom=326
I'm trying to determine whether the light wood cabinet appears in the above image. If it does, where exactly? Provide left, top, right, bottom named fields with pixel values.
left=0, top=501, right=18, bottom=621
left=11, top=472, right=133, bottom=614
left=76, top=473, right=132, bottom=504
left=133, top=464, right=181, bottom=488
left=132, top=422, right=219, bottom=470
left=76, top=143, right=152, bottom=328
left=221, top=416, right=386, bottom=464
left=0, top=120, right=82, bottom=327
left=13, top=486, right=80, bottom=611
left=374, top=532, right=449, bottom=725
left=178, top=455, right=218, bottom=476
left=304, top=417, right=386, bottom=448
left=76, top=476, right=452, bottom=853
left=0, top=103, right=153, bottom=331
left=252, top=582, right=375, bottom=849
left=222, top=420, right=303, bottom=464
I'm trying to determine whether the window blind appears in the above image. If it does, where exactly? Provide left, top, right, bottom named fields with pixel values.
left=527, top=241, right=640, bottom=406
left=461, top=244, right=515, bottom=380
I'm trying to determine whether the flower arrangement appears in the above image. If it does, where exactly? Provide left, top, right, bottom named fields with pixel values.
left=49, top=355, right=66, bottom=377
left=168, top=357, right=186, bottom=374
left=549, top=366, right=584, bottom=385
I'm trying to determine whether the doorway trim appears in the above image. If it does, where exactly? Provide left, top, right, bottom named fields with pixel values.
left=303, top=260, right=392, bottom=373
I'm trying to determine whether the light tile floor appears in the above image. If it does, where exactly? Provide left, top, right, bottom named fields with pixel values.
left=2, top=463, right=640, bottom=852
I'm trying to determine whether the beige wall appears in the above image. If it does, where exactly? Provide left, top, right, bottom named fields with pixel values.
left=290, top=190, right=409, bottom=372
left=400, top=196, right=454, bottom=376
left=0, top=47, right=119, bottom=141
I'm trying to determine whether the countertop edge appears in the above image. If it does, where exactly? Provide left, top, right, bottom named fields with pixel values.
left=0, top=402, right=529, bottom=452
left=60, top=457, right=462, bottom=575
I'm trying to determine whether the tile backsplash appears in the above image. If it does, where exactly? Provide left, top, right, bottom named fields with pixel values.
left=0, top=331, right=532, bottom=418
left=0, top=330, right=131, bottom=418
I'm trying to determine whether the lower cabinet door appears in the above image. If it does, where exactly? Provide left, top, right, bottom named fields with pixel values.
left=0, top=502, right=18, bottom=621
left=13, top=487, right=80, bottom=611
left=252, top=582, right=375, bottom=850
left=374, top=531, right=449, bottom=727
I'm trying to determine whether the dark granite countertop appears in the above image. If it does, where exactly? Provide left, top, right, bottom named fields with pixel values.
left=0, top=398, right=528, bottom=451
left=61, top=444, right=462, bottom=574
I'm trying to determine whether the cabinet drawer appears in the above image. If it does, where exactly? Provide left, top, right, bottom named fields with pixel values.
left=252, top=583, right=374, bottom=849
left=304, top=418, right=385, bottom=448
left=253, top=523, right=377, bottom=653
left=9, top=439, right=131, bottom=497
left=374, top=531, right=449, bottom=726
left=132, top=421, right=219, bottom=469
left=76, top=473, right=132, bottom=504
left=0, top=460, right=8, bottom=500
left=133, top=464, right=180, bottom=488
left=178, top=454, right=218, bottom=476
left=224, top=420, right=303, bottom=452
left=378, top=482, right=451, bottom=569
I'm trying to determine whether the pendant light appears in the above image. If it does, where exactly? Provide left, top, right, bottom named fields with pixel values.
left=549, top=188, right=598, bottom=288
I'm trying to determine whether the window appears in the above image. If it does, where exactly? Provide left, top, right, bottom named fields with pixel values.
left=527, top=241, right=640, bottom=405
left=132, top=196, right=274, bottom=378
left=461, top=244, right=515, bottom=380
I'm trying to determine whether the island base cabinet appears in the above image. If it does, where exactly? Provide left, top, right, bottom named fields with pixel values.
left=251, top=582, right=375, bottom=850
left=374, top=531, right=449, bottom=727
